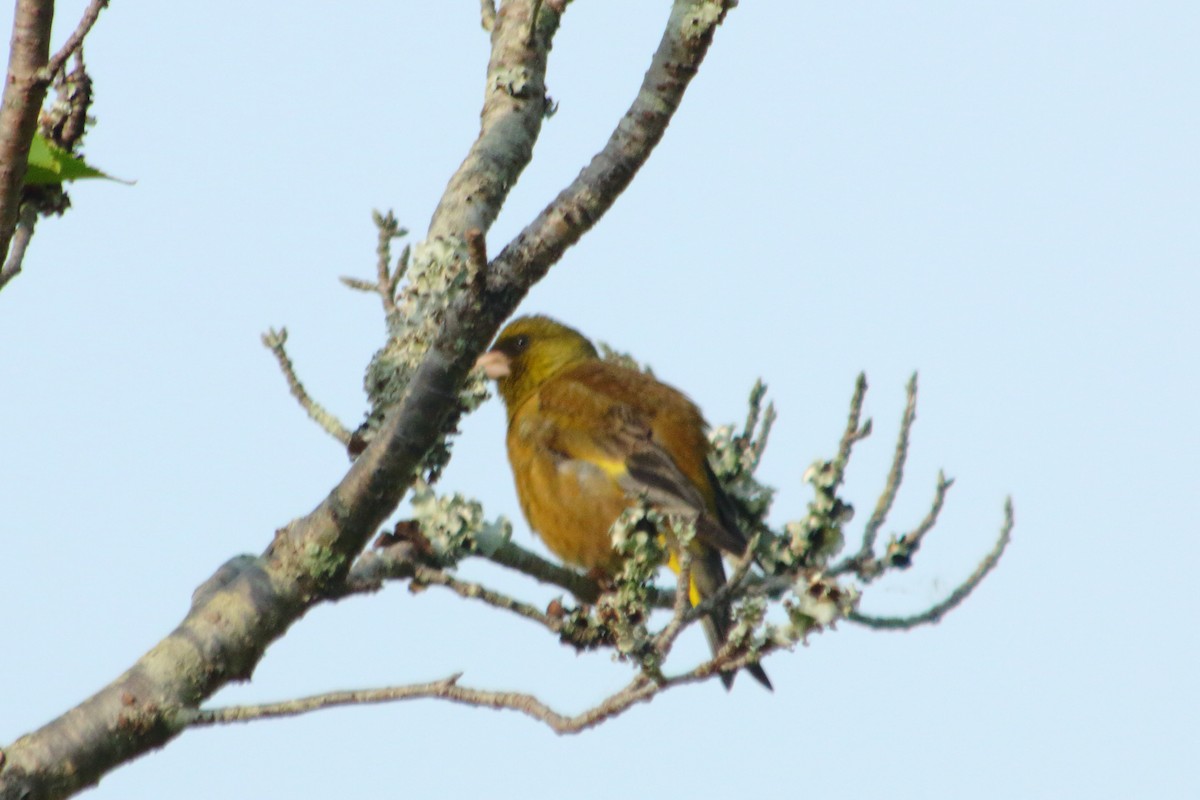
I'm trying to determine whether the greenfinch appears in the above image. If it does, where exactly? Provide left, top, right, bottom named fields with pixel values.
left=476, top=315, right=770, bottom=689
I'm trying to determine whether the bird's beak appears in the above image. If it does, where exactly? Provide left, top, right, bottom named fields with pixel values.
left=474, top=349, right=510, bottom=379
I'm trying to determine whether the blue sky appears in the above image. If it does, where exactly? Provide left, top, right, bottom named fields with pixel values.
left=1, top=2, right=1197, bottom=797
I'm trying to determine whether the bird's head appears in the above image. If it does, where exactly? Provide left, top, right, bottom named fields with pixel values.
left=475, top=315, right=599, bottom=413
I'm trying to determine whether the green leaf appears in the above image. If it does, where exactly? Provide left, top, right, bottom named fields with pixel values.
left=25, top=132, right=126, bottom=185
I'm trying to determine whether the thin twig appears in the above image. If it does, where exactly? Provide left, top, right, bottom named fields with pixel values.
left=341, top=211, right=408, bottom=314
left=484, top=539, right=604, bottom=603
left=858, top=372, right=918, bottom=558
left=180, top=674, right=469, bottom=727
left=662, top=532, right=768, bottom=643
left=181, top=639, right=767, bottom=738
left=726, top=531, right=762, bottom=593
left=0, top=204, right=36, bottom=291
left=652, top=549, right=694, bottom=656
left=40, top=0, right=108, bottom=81
left=334, top=526, right=679, bottom=614
left=743, top=380, right=766, bottom=440
left=410, top=564, right=562, bottom=632
left=850, top=497, right=1013, bottom=630
left=374, top=210, right=402, bottom=314
left=260, top=327, right=353, bottom=445
left=811, top=374, right=871, bottom=552
left=748, top=402, right=777, bottom=471
left=180, top=672, right=658, bottom=736
left=883, top=471, right=954, bottom=568
left=48, top=52, right=92, bottom=149
left=393, top=244, right=410, bottom=288
left=833, top=372, right=872, bottom=481
left=339, top=276, right=377, bottom=293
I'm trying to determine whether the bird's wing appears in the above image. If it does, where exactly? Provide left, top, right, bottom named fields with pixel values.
left=532, top=361, right=772, bottom=691
left=534, top=364, right=747, bottom=557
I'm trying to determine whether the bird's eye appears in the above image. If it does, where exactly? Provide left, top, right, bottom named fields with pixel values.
left=512, top=335, right=530, bottom=352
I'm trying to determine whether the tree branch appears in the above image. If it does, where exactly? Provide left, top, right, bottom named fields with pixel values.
left=0, top=0, right=53, bottom=272
left=178, top=545, right=767, bottom=739
left=485, top=539, right=604, bottom=603
left=479, top=0, right=736, bottom=310
left=834, top=373, right=872, bottom=483
left=0, top=203, right=37, bottom=291
left=261, top=326, right=354, bottom=446
left=880, top=470, right=954, bottom=569
left=352, top=0, right=570, bottom=446
left=176, top=606, right=785, bottom=740
left=0, top=2, right=735, bottom=797
left=850, top=497, right=1014, bottom=630
left=174, top=671, right=665, bottom=736
left=425, top=0, right=562, bottom=243
left=410, top=564, right=563, bottom=632
left=480, top=0, right=497, bottom=32
left=40, top=0, right=108, bottom=81
left=858, top=372, right=918, bottom=562
left=331, top=527, right=618, bottom=614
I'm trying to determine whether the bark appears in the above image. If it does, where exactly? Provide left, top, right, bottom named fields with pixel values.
left=0, top=0, right=53, bottom=267
left=0, top=2, right=735, bottom=797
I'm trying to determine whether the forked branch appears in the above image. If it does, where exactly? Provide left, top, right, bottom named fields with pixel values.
left=0, top=3, right=738, bottom=797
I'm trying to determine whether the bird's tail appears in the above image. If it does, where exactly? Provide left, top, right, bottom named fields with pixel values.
left=689, top=547, right=772, bottom=691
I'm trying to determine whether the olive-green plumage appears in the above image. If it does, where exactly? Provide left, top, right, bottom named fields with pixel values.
left=477, top=315, right=770, bottom=690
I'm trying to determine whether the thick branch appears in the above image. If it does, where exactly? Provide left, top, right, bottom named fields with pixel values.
left=0, top=2, right=733, bottom=797
left=425, top=0, right=562, bottom=241
left=0, top=0, right=53, bottom=269
left=480, top=0, right=734, bottom=308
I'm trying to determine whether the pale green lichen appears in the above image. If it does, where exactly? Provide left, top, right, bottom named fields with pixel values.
left=457, top=366, right=492, bottom=416
left=376, top=234, right=476, bottom=360
left=680, top=1, right=723, bottom=42
left=760, top=458, right=852, bottom=573
left=725, top=595, right=768, bottom=661
left=780, top=573, right=858, bottom=643
left=409, top=479, right=512, bottom=566
left=302, top=542, right=345, bottom=585
left=493, top=65, right=533, bottom=98
left=556, top=505, right=693, bottom=664
left=596, top=503, right=668, bottom=675
left=557, top=603, right=612, bottom=651
left=708, top=380, right=777, bottom=530
left=359, top=233, right=485, bottom=480
left=708, top=423, right=775, bottom=520
left=418, top=366, right=493, bottom=484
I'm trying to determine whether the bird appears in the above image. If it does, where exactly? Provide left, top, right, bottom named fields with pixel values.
left=475, top=315, right=770, bottom=689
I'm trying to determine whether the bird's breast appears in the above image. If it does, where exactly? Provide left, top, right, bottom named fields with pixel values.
left=508, top=446, right=629, bottom=574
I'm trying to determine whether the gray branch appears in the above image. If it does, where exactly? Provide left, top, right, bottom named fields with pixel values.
left=0, top=0, right=53, bottom=273
left=0, top=2, right=736, bottom=797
